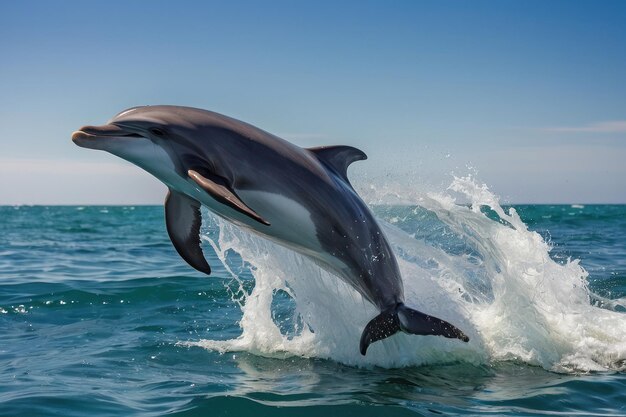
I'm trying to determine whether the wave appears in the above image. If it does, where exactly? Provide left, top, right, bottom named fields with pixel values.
left=184, top=176, right=626, bottom=372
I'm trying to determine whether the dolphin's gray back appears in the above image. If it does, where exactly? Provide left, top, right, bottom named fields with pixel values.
left=202, top=112, right=404, bottom=309
left=114, top=106, right=405, bottom=309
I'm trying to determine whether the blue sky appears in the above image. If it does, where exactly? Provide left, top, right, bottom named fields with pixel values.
left=1, top=0, right=625, bottom=204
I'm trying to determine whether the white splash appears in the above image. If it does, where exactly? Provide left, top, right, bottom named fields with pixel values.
left=186, top=175, right=626, bottom=372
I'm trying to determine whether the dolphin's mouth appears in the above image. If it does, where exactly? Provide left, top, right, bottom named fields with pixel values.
left=71, top=124, right=143, bottom=148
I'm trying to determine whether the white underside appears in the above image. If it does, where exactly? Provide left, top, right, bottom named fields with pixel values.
left=108, top=137, right=343, bottom=272
left=237, top=190, right=322, bottom=251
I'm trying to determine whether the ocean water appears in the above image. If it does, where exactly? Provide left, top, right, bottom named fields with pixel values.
left=1, top=177, right=625, bottom=416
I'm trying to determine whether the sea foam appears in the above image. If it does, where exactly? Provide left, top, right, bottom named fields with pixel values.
left=187, top=176, right=626, bottom=372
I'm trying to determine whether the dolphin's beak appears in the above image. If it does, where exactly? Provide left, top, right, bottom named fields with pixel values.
left=72, top=124, right=141, bottom=148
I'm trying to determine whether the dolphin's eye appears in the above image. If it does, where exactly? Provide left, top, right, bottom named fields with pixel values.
left=150, top=128, right=165, bottom=137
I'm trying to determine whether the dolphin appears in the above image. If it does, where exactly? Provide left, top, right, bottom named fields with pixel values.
left=72, top=105, right=469, bottom=354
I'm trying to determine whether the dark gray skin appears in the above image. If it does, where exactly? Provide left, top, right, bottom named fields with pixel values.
left=72, top=105, right=469, bottom=354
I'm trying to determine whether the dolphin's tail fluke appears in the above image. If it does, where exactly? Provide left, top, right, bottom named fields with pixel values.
left=359, top=303, right=469, bottom=355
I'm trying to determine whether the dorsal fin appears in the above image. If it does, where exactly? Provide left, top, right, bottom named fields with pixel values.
left=307, top=145, right=367, bottom=184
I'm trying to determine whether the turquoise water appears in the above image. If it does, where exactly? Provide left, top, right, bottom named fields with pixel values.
left=1, top=197, right=625, bottom=415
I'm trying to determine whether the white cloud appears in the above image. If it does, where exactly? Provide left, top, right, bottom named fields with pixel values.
left=0, top=158, right=131, bottom=175
left=2, top=143, right=626, bottom=205
left=542, top=120, right=626, bottom=133
left=0, top=158, right=165, bottom=205
left=463, top=145, right=626, bottom=203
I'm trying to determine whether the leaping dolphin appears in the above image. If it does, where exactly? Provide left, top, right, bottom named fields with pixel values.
left=72, top=105, right=469, bottom=354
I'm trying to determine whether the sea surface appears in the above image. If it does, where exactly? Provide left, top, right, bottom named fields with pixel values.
left=1, top=178, right=625, bottom=416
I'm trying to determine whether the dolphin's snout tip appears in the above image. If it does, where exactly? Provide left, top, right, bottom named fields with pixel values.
left=71, top=130, right=84, bottom=142
left=72, top=124, right=129, bottom=147
left=71, top=130, right=91, bottom=145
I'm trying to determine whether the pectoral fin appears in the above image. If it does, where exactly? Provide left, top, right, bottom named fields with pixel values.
left=188, top=169, right=270, bottom=226
left=164, top=189, right=211, bottom=275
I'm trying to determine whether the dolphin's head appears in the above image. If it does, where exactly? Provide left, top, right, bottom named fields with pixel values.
left=72, top=106, right=213, bottom=180
left=73, top=106, right=180, bottom=159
